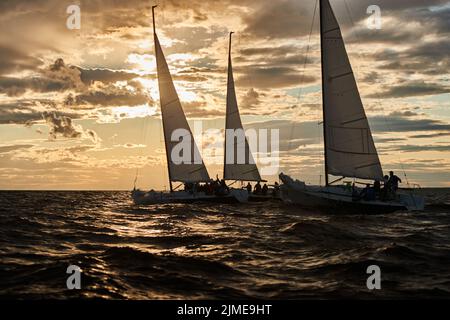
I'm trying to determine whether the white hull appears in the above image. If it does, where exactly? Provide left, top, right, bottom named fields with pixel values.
left=279, top=174, right=425, bottom=214
left=132, top=188, right=249, bottom=205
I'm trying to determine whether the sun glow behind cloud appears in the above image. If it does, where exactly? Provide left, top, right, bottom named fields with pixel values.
left=0, top=0, right=449, bottom=189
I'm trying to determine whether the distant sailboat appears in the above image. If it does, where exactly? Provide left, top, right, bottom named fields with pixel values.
left=224, top=33, right=279, bottom=201
left=132, top=6, right=248, bottom=204
left=279, top=0, right=424, bottom=213
left=224, top=32, right=262, bottom=183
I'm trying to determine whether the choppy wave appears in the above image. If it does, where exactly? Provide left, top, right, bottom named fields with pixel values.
left=0, top=190, right=450, bottom=299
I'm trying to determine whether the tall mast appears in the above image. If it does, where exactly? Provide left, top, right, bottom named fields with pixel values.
left=223, top=31, right=234, bottom=180
left=319, top=0, right=329, bottom=186
left=152, top=5, right=157, bottom=34
left=152, top=5, right=173, bottom=192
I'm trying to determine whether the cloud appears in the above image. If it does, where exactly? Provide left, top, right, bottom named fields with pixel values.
left=241, top=88, right=261, bottom=109
left=0, top=0, right=449, bottom=189
left=374, top=40, right=450, bottom=76
left=0, top=144, right=34, bottom=154
left=242, top=0, right=316, bottom=39
left=237, top=66, right=316, bottom=88
left=367, top=81, right=449, bottom=98
left=86, top=129, right=101, bottom=144
left=0, top=45, right=42, bottom=75
left=370, top=113, right=450, bottom=133
left=0, top=100, right=82, bottom=125
left=182, top=100, right=223, bottom=118
left=388, top=144, right=450, bottom=152
left=69, top=88, right=150, bottom=107
left=0, top=58, right=85, bottom=97
left=42, top=111, right=102, bottom=144
left=42, top=111, right=82, bottom=139
left=79, top=68, right=140, bottom=85
left=410, top=132, right=450, bottom=139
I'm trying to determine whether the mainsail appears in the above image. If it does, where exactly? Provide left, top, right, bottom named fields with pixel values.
left=224, top=32, right=262, bottom=182
left=320, top=0, right=383, bottom=181
left=152, top=6, right=210, bottom=186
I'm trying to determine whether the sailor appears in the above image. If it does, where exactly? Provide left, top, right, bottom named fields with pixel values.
left=360, top=184, right=375, bottom=201
left=218, top=179, right=229, bottom=195
left=262, top=183, right=268, bottom=196
left=184, top=182, right=193, bottom=192
left=272, top=182, right=280, bottom=196
left=253, top=181, right=262, bottom=195
left=373, top=180, right=381, bottom=199
left=388, top=171, right=402, bottom=195
left=381, top=175, right=390, bottom=200
left=246, top=182, right=252, bottom=194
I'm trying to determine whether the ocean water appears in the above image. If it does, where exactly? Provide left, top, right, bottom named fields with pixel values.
left=0, top=189, right=449, bottom=299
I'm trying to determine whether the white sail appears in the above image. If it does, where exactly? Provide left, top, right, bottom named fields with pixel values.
left=320, top=0, right=383, bottom=181
left=224, top=33, right=262, bottom=182
left=153, top=15, right=210, bottom=183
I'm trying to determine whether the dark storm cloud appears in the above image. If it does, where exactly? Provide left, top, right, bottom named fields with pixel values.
left=388, top=144, right=450, bottom=152
left=0, top=58, right=85, bottom=97
left=79, top=68, right=140, bottom=85
left=0, top=99, right=81, bottom=125
left=0, top=102, right=44, bottom=124
left=367, top=81, right=449, bottom=99
left=370, top=113, right=450, bottom=133
left=71, top=90, right=150, bottom=107
left=0, top=75, right=78, bottom=97
left=0, top=56, right=146, bottom=113
left=0, top=45, right=42, bottom=76
left=375, top=40, right=450, bottom=76
left=236, top=45, right=317, bottom=67
left=242, top=0, right=317, bottom=39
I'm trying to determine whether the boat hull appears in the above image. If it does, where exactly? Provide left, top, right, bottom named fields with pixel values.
left=132, top=188, right=248, bottom=205
left=248, top=193, right=281, bottom=202
left=279, top=173, right=424, bottom=214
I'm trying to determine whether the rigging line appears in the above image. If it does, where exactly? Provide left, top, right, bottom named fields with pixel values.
left=288, top=0, right=318, bottom=176
left=342, top=0, right=411, bottom=187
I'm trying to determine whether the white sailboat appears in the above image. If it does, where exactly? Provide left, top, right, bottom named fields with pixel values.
left=132, top=6, right=248, bottom=205
left=279, top=0, right=424, bottom=213
left=223, top=33, right=279, bottom=201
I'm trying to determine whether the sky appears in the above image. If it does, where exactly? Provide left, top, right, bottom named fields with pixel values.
left=0, top=0, right=449, bottom=190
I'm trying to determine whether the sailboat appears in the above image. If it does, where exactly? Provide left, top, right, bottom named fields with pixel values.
left=279, top=0, right=424, bottom=213
left=132, top=6, right=248, bottom=205
left=223, top=33, right=279, bottom=201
